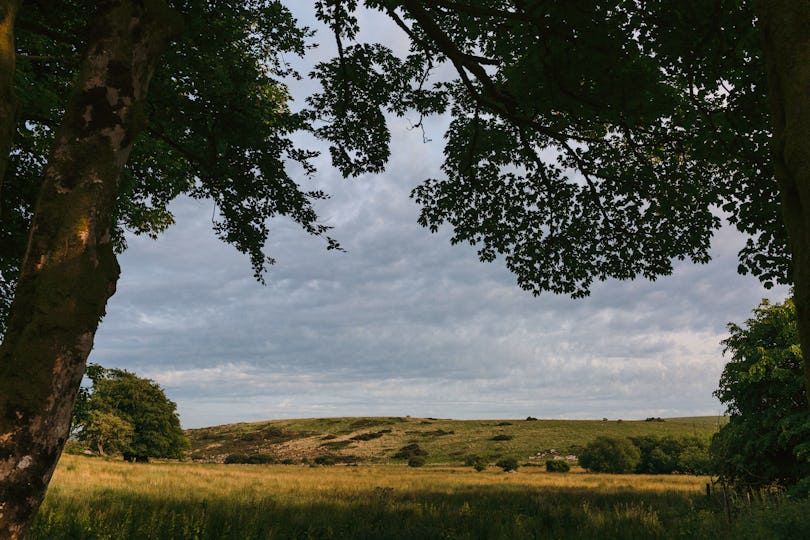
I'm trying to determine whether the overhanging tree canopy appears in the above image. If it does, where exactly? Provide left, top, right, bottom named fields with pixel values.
left=0, top=0, right=808, bottom=538
left=309, top=0, right=785, bottom=296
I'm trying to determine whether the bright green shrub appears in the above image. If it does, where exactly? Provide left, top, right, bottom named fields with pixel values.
left=713, top=297, right=810, bottom=491
left=579, top=436, right=640, bottom=473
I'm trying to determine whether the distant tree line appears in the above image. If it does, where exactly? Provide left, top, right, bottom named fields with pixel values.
left=578, top=434, right=711, bottom=475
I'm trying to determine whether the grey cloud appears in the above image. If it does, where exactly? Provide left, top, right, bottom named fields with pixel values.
left=91, top=4, right=787, bottom=428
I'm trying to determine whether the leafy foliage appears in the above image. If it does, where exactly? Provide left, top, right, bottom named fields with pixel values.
left=73, top=364, right=189, bottom=461
left=578, top=436, right=640, bottom=474
left=630, top=435, right=711, bottom=475
left=545, top=460, right=570, bottom=473
left=495, top=457, right=519, bottom=472
left=79, top=411, right=134, bottom=457
left=311, top=0, right=786, bottom=298
left=0, top=0, right=338, bottom=334
left=712, top=297, right=810, bottom=492
left=0, top=1, right=791, bottom=336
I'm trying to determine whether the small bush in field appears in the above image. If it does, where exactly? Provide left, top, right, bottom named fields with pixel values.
left=224, top=453, right=275, bottom=465
left=491, top=434, right=513, bottom=441
left=465, top=455, right=488, bottom=471
left=546, top=460, right=570, bottom=472
left=496, top=457, right=519, bottom=472
left=314, top=455, right=337, bottom=466
left=579, top=436, right=640, bottom=473
left=393, top=444, right=427, bottom=459
left=408, top=456, right=426, bottom=467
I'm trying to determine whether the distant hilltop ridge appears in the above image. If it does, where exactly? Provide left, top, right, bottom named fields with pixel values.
left=185, top=415, right=725, bottom=465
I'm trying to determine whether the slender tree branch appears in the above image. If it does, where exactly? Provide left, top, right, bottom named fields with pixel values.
left=421, top=0, right=525, bottom=21
left=16, top=54, right=60, bottom=63
left=16, top=18, right=75, bottom=45
left=147, top=126, right=206, bottom=167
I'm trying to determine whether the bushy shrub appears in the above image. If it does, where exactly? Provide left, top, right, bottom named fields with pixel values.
left=496, top=457, right=519, bottom=472
left=314, top=455, right=337, bottom=466
left=224, top=453, right=275, bottom=465
left=351, top=431, right=386, bottom=441
left=393, top=444, right=427, bottom=459
left=578, top=436, right=640, bottom=473
left=678, top=440, right=712, bottom=475
left=224, top=454, right=248, bottom=464
left=712, top=297, right=810, bottom=491
left=626, top=435, right=711, bottom=475
left=408, top=456, right=426, bottom=467
left=631, top=435, right=680, bottom=474
left=465, top=455, right=488, bottom=471
left=491, top=434, right=513, bottom=441
left=546, top=459, right=570, bottom=472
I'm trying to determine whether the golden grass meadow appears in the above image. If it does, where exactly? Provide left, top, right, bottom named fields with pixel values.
left=28, top=416, right=810, bottom=539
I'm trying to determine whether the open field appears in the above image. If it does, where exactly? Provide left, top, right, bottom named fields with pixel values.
left=186, top=416, right=725, bottom=464
left=32, top=454, right=810, bottom=539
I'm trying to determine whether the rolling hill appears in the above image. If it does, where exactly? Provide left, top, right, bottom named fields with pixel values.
left=186, top=416, right=725, bottom=465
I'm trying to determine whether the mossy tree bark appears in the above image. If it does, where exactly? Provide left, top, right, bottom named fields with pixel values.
left=0, top=2, right=180, bottom=538
left=756, top=0, right=810, bottom=404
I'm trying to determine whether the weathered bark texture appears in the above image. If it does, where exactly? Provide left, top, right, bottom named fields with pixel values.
left=756, top=0, right=810, bottom=403
left=0, top=0, right=20, bottom=216
left=0, top=2, right=180, bottom=538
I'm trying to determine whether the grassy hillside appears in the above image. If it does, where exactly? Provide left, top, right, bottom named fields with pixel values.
left=186, top=416, right=725, bottom=464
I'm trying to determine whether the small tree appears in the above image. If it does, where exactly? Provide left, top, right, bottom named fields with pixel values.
left=579, top=436, right=640, bottom=474
left=713, top=297, right=810, bottom=492
left=73, top=365, right=189, bottom=461
left=79, top=411, right=134, bottom=456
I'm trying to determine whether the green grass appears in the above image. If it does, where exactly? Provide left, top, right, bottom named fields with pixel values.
left=186, top=415, right=726, bottom=464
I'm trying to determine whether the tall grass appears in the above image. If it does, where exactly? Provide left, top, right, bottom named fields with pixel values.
left=29, top=455, right=751, bottom=539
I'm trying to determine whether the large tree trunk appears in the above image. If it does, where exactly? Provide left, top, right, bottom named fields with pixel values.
left=0, top=0, right=20, bottom=215
left=756, top=0, right=810, bottom=403
left=0, top=2, right=180, bottom=538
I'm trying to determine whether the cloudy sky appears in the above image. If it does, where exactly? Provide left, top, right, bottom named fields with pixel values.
left=92, top=4, right=788, bottom=428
